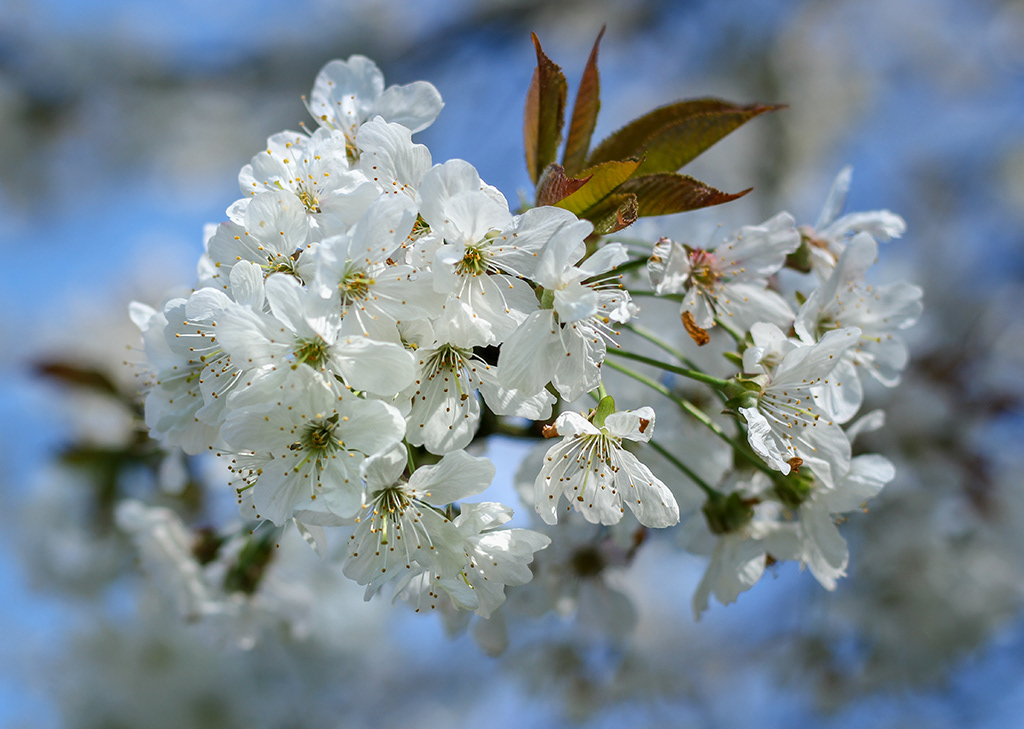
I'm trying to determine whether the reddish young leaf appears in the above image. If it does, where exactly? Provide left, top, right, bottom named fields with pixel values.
left=535, top=164, right=592, bottom=207
left=618, top=173, right=751, bottom=216
left=587, top=99, right=784, bottom=174
left=553, top=158, right=641, bottom=216
left=587, top=193, right=639, bottom=235
left=562, top=26, right=605, bottom=177
left=523, top=33, right=568, bottom=185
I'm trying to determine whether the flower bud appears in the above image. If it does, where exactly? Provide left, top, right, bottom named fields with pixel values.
left=722, top=375, right=766, bottom=411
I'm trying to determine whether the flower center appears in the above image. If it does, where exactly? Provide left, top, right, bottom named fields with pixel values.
left=265, top=253, right=302, bottom=281
left=569, top=431, right=620, bottom=499
left=410, top=214, right=431, bottom=241
left=296, top=186, right=322, bottom=214
left=815, top=316, right=840, bottom=340
left=338, top=265, right=375, bottom=306
left=456, top=241, right=491, bottom=276
left=296, top=413, right=342, bottom=454
left=428, top=343, right=472, bottom=373
left=423, top=344, right=476, bottom=400
left=374, top=485, right=412, bottom=517
left=291, top=336, right=330, bottom=370
left=370, top=485, right=414, bottom=545
left=688, top=249, right=721, bottom=289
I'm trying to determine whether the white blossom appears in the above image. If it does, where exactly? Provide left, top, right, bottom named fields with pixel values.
left=206, top=190, right=314, bottom=288
left=344, top=445, right=495, bottom=599
left=499, top=241, right=636, bottom=401
left=647, top=212, right=800, bottom=333
left=223, top=368, right=405, bottom=525
left=312, top=194, right=443, bottom=341
left=356, top=117, right=433, bottom=201
left=404, top=339, right=553, bottom=454
left=536, top=405, right=679, bottom=528
left=395, top=502, right=550, bottom=619
left=796, top=453, right=894, bottom=590
left=238, top=127, right=379, bottom=230
left=802, top=166, right=907, bottom=278
left=739, top=324, right=860, bottom=487
left=418, top=160, right=587, bottom=344
left=795, top=233, right=924, bottom=420
left=307, top=55, right=443, bottom=145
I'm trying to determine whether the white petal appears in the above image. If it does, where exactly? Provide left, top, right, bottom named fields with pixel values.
left=613, top=451, right=679, bottom=528
left=815, top=166, right=852, bottom=230
left=410, top=449, right=495, bottom=504
left=799, top=500, right=848, bottom=590
left=331, top=336, right=416, bottom=395
left=497, top=310, right=560, bottom=394
left=604, top=406, right=657, bottom=442
left=739, top=406, right=791, bottom=474
left=229, top=261, right=266, bottom=309
left=360, top=443, right=409, bottom=492
left=371, top=81, right=444, bottom=134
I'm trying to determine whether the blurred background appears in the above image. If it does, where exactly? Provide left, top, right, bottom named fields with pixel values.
left=2, top=0, right=1024, bottom=726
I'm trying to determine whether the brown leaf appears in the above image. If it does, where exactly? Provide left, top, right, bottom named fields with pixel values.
left=619, top=173, right=751, bottom=217
left=535, top=164, right=592, bottom=207
left=34, top=361, right=121, bottom=397
left=587, top=99, right=784, bottom=174
left=682, top=311, right=711, bottom=346
left=523, top=33, right=568, bottom=185
left=562, top=26, right=605, bottom=176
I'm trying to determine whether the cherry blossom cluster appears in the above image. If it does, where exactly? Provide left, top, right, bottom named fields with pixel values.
left=128, top=55, right=922, bottom=642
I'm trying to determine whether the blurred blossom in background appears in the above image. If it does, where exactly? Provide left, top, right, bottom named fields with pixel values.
left=2, top=0, right=1024, bottom=727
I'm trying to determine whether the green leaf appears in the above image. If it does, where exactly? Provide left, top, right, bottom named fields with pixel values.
left=553, top=158, right=641, bottom=216
left=535, top=163, right=591, bottom=207
left=562, top=26, right=605, bottom=176
left=587, top=193, right=639, bottom=235
left=618, top=173, right=751, bottom=217
left=523, top=33, right=568, bottom=185
left=587, top=99, right=784, bottom=174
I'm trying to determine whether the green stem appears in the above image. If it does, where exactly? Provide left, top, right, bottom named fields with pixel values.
left=622, top=322, right=729, bottom=403
left=583, top=255, right=648, bottom=284
left=623, top=322, right=698, bottom=371
left=714, top=316, right=745, bottom=345
left=645, top=439, right=718, bottom=498
left=611, top=257, right=649, bottom=276
left=607, top=349, right=732, bottom=391
left=603, top=359, right=774, bottom=476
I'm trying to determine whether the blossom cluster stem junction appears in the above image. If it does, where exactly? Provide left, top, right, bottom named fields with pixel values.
left=602, top=359, right=775, bottom=477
